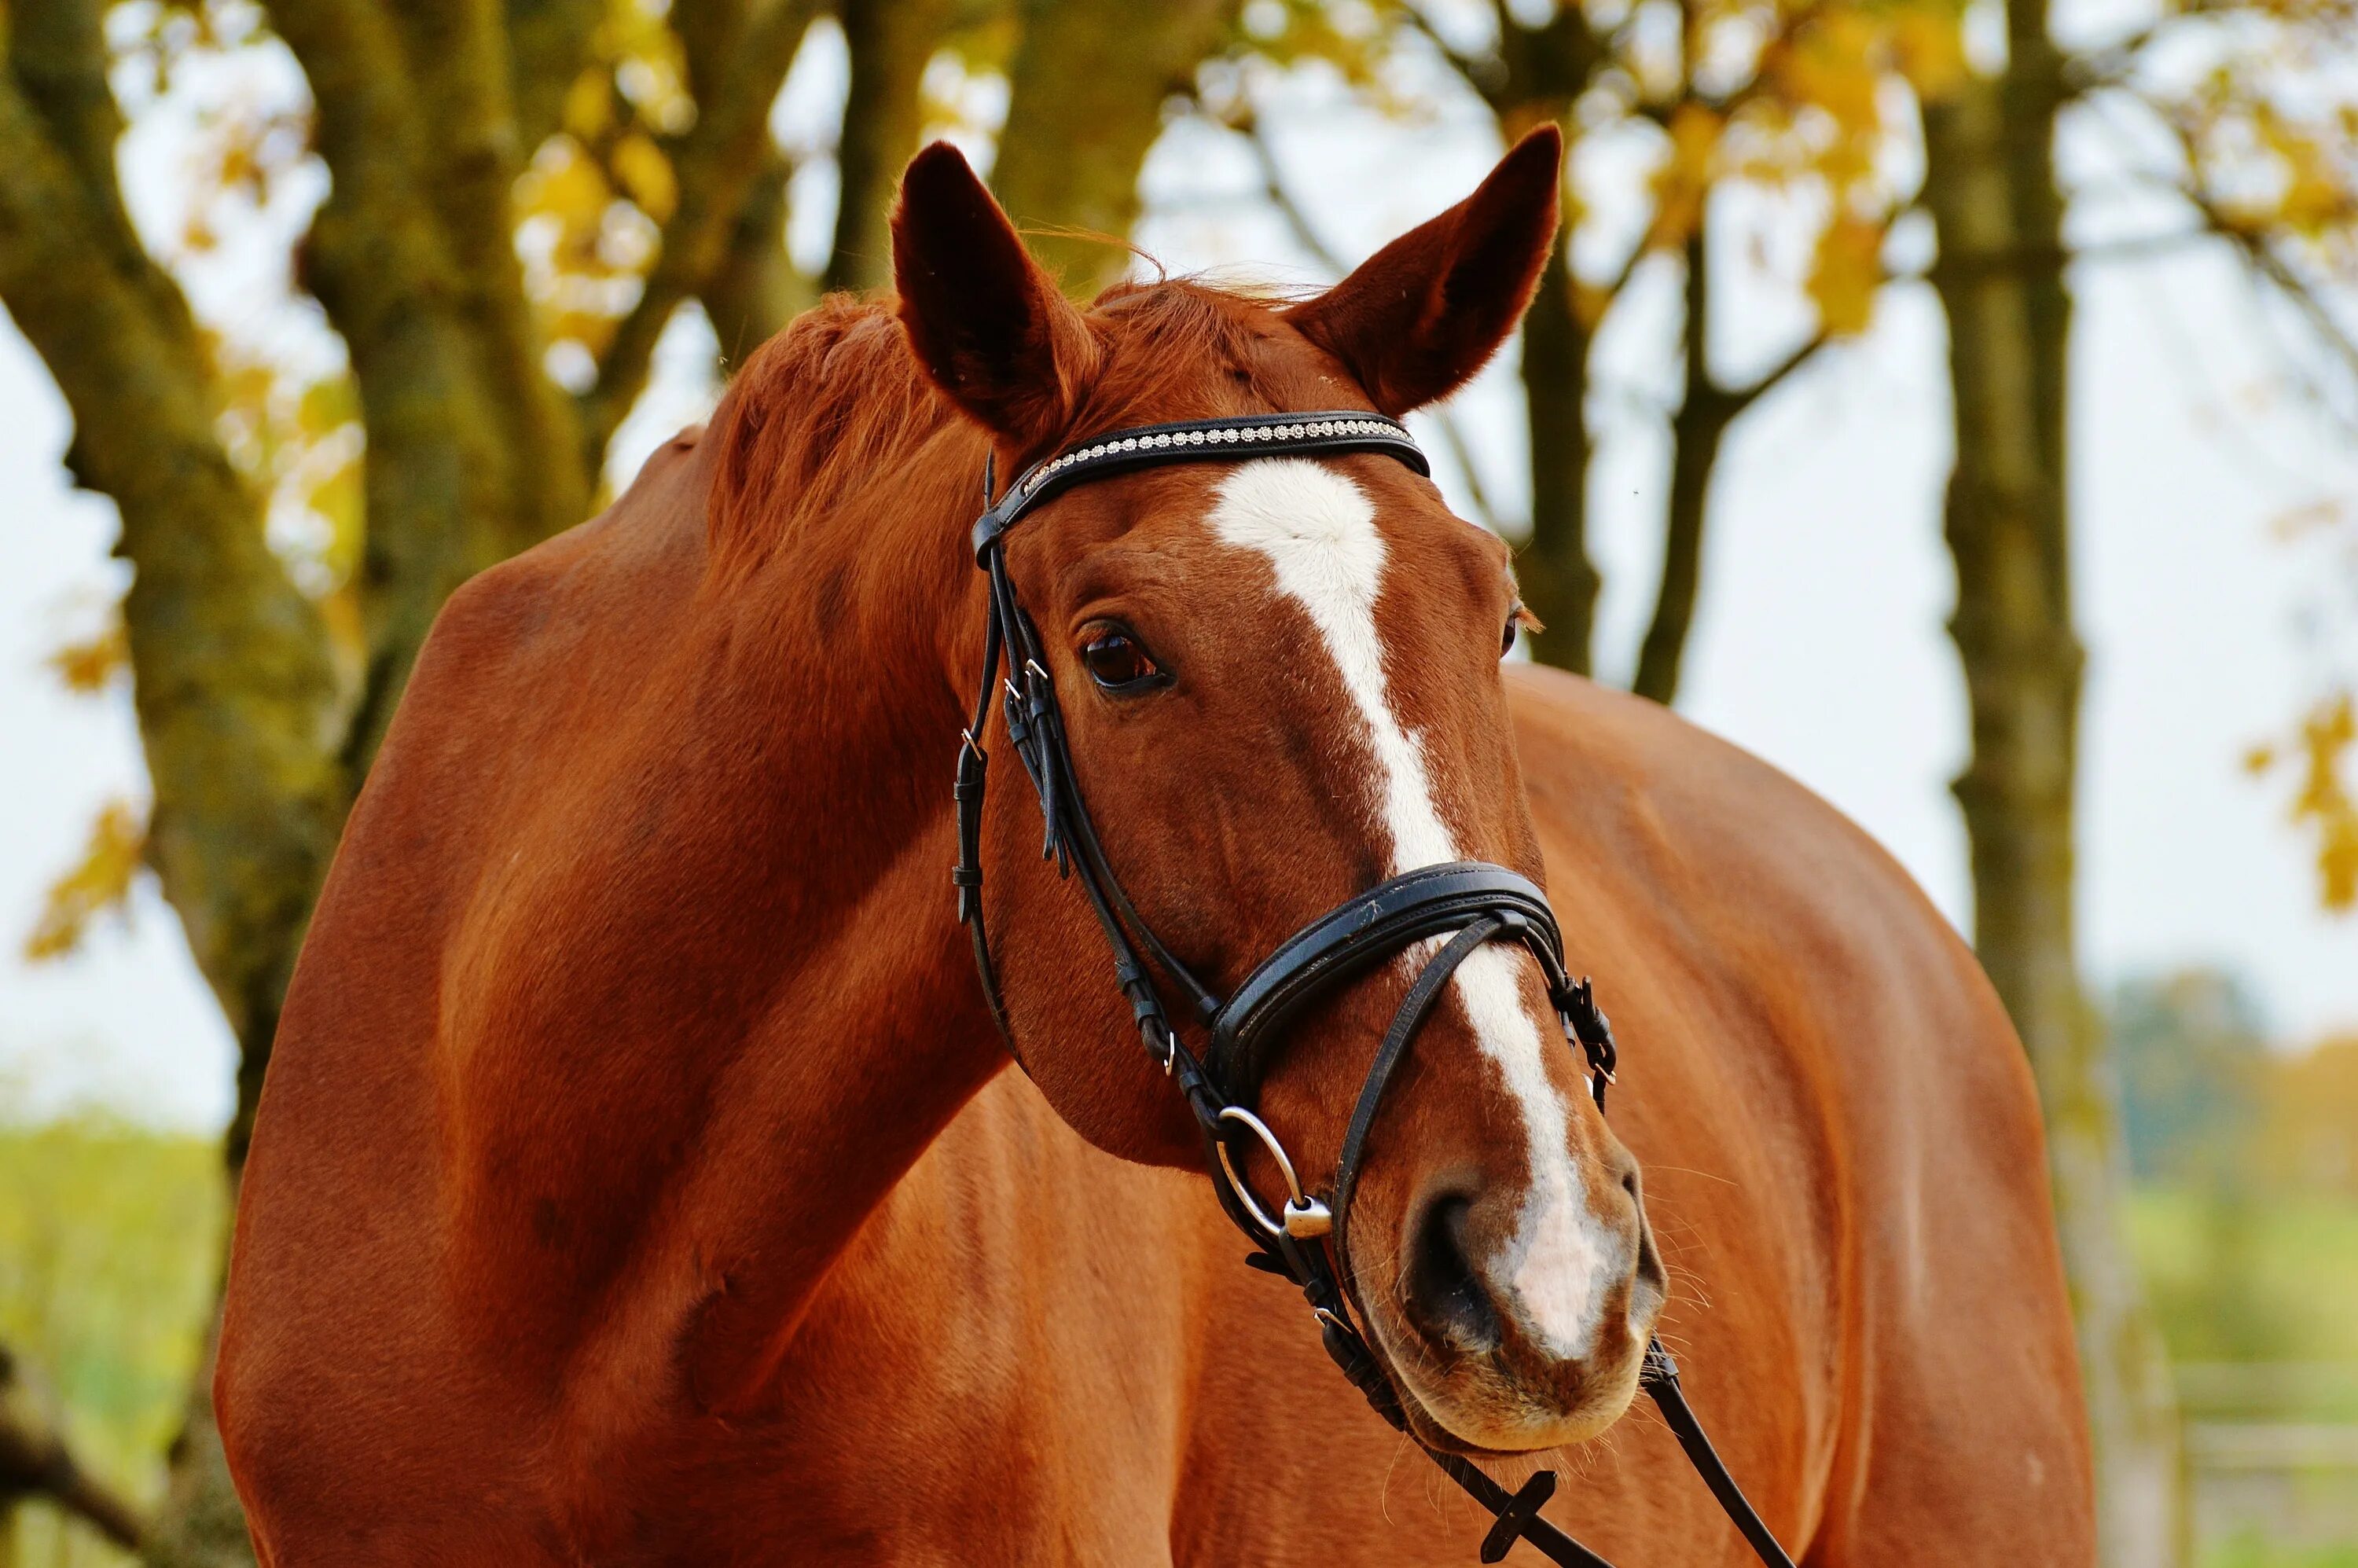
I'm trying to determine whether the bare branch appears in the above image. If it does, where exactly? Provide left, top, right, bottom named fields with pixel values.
left=1393, top=1, right=1500, bottom=105
left=1243, top=112, right=1348, bottom=276
left=0, top=1346, right=148, bottom=1551
left=1428, top=408, right=1502, bottom=535
left=2206, top=208, right=2358, bottom=406
left=1723, top=327, right=1827, bottom=419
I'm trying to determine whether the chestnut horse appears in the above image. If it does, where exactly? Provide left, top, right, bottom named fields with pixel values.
left=219, top=130, right=2093, bottom=1564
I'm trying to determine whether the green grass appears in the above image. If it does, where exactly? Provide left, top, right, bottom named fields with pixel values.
left=0, top=1118, right=226, bottom=1565
left=2207, top=1539, right=2358, bottom=1568
left=2129, top=1187, right=2358, bottom=1377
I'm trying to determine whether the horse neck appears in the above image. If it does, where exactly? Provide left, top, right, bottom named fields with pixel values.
left=575, top=423, right=1013, bottom=1412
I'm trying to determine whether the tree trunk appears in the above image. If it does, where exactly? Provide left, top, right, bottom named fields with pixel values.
left=1629, top=228, right=1821, bottom=707
left=703, top=152, right=810, bottom=372
left=827, top=0, right=953, bottom=294
left=1515, top=226, right=1599, bottom=674
left=1924, top=42, right=2184, bottom=1567
left=992, top=0, right=1234, bottom=295
left=1633, top=233, right=1727, bottom=704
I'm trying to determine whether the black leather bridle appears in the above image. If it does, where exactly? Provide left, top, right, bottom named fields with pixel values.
left=951, top=409, right=1796, bottom=1568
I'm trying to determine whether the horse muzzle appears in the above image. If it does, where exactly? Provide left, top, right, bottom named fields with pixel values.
left=1376, top=1142, right=1667, bottom=1456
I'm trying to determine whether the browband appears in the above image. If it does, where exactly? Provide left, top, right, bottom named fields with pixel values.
left=971, top=410, right=1425, bottom=560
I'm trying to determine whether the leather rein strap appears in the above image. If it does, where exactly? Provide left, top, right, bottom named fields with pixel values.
left=950, top=409, right=1794, bottom=1568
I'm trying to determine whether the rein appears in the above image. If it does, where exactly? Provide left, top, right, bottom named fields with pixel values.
left=950, top=409, right=1796, bottom=1568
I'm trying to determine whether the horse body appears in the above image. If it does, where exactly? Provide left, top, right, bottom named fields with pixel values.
left=219, top=136, right=2091, bottom=1565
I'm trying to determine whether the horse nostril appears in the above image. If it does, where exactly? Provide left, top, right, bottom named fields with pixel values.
left=1404, top=1193, right=1504, bottom=1356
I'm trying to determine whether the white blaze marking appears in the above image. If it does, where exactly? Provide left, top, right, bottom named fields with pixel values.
left=1206, top=458, right=1613, bottom=1358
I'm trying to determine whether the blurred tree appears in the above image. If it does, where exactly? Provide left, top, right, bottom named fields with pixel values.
left=2111, top=970, right=2269, bottom=1188
left=1922, top=0, right=2358, bottom=1556
left=2, top=1345, right=148, bottom=1553
left=0, top=0, right=1249, bottom=1558
left=2257, top=1033, right=2358, bottom=1197
left=996, top=0, right=1237, bottom=292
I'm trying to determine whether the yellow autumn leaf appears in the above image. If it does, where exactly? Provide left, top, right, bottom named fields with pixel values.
left=47, top=618, right=129, bottom=694
left=24, top=801, right=147, bottom=962
left=1808, top=215, right=1883, bottom=336
left=295, top=374, right=359, bottom=441
left=2259, top=691, right=2358, bottom=913
left=563, top=68, right=614, bottom=142
left=610, top=131, right=678, bottom=224
left=1774, top=12, right=1883, bottom=138
left=1890, top=5, right=1967, bottom=102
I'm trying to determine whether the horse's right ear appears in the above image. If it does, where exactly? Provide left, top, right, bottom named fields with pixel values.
left=892, top=142, right=1100, bottom=451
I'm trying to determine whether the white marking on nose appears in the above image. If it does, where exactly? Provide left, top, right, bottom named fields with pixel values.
left=1206, top=457, right=1612, bottom=1359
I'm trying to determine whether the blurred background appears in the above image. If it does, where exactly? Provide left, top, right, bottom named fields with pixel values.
left=0, top=0, right=2353, bottom=1564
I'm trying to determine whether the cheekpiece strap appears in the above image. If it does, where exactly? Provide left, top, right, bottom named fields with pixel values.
left=971, top=410, right=1426, bottom=560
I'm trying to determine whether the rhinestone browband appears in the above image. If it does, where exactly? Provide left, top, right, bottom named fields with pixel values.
left=970, top=409, right=1428, bottom=559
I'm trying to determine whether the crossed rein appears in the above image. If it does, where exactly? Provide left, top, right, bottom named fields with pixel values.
left=950, top=409, right=1794, bottom=1568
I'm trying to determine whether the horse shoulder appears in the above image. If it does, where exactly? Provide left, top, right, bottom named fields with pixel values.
left=220, top=430, right=718, bottom=1559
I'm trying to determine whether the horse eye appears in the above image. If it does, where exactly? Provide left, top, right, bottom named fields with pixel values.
left=1501, top=613, right=1521, bottom=658
left=1082, top=629, right=1162, bottom=691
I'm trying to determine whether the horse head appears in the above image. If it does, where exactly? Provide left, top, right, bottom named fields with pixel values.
left=889, top=130, right=1666, bottom=1458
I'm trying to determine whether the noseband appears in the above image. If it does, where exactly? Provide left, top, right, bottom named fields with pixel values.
left=951, top=410, right=1793, bottom=1568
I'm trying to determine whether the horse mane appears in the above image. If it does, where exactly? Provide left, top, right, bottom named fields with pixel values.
left=705, top=295, right=956, bottom=569
left=703, top=279, right=1300, bottom=569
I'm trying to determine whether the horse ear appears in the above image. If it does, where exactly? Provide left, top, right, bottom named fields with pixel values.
left=1284, top=126, right=1563, bottom=416
left=892, top=141, right=1101, bottom=450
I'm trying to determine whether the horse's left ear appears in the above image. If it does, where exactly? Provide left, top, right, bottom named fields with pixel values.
left=1284, top=126, right=1562, bottom=416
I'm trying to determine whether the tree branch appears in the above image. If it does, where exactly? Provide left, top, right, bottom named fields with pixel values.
left=1243, top=109, right=1348, bottom=275
left=266, top=0, right=525, bottom=772
left=701, top=147, right=811, bottom=372
left=1429, top=408, right=1502, bottom=535
left=2196, top=197, right=2358, bottom=411
left=1724, top=325, right=1827, bottom=419
left=994, top=0, right=1236, bottom=295
left=1394, top=1, right=1500, bottom=106
left=581, top=0, right=822, bottom=470
left=828, top=0, right=953, bottom=294
left=0, top=1346, right=148, bottom=1551
left=386, top=0, right=588, bottom=550
left=507, top=0, right=608, bottom=151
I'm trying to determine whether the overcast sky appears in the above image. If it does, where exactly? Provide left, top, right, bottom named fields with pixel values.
left=3, top=14, right=2353, bottom=1131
